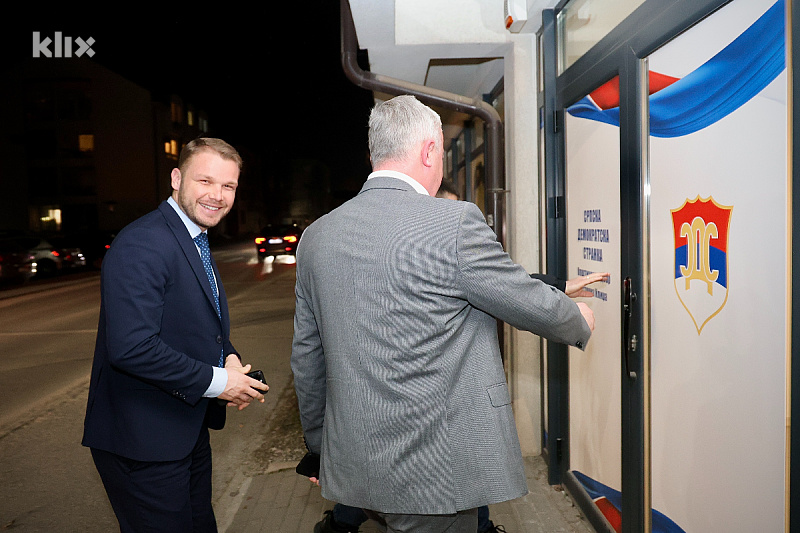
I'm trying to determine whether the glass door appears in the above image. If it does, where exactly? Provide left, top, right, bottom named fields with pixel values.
left=546, top=0, right=789, bottom=531
left=564, top=78, right=622, bottom=530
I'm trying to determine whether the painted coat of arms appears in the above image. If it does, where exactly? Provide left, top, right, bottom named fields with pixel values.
left=671, top=196, right=732, bottom=334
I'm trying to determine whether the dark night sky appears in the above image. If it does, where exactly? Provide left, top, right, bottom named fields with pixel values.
left=1, top=4, right=375, bottom=191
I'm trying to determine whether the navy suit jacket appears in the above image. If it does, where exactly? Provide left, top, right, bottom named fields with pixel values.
left=83, top=200, right=236, bottom=462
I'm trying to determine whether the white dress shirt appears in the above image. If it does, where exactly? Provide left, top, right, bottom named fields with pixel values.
left=367, top=170, right=430, bottom=196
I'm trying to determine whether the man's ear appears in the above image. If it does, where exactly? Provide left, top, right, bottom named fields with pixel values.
left=170, top=168, right=181, bottom=192
left=422, top=139, right=437, bottom=168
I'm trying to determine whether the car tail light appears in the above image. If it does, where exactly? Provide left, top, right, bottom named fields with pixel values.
left=284, top=235, right=298, bottom=243
left=255, top=237, right=266, bottom=244
left=51, top=250, right=60, bottom=257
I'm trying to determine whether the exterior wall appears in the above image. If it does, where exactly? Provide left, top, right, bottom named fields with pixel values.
left=395, top=0, right=507, bottom=45
left=89, top=63, right=158, bottom=231
left=503, top=33, right=544, bottom=457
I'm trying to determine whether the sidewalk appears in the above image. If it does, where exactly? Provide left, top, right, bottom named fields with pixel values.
left=225, top=455, right=595, bottom=533
left=1, top=256, right=595, bottom=532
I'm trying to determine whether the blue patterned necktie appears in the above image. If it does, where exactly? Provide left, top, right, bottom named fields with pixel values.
left=194, top=232, right=224, bottom=367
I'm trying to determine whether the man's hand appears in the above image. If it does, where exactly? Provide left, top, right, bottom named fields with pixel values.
left=565, top=272, right=610, bottom=298
left=225, top=353, right=247, bottom=371
left=576, top=302, right=595, bottom=331
left=218, top=355, right=269, bottom=410
left=296, top=451, right=321, bottom=486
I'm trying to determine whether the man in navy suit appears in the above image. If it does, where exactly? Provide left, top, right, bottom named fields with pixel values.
left=83, top=138, right=268, bottom=532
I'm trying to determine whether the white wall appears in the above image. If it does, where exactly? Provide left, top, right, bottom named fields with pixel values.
left=503, top=32, right=547, bottom=456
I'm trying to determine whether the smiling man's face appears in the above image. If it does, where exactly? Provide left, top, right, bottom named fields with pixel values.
left=171, top=149, right=239, bottom=231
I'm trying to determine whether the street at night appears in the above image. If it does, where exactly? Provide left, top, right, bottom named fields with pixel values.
left=0, top=242, right=306, bottom=531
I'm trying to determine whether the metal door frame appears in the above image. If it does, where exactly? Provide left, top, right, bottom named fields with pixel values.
left=790, top=2, right=799, bottom=530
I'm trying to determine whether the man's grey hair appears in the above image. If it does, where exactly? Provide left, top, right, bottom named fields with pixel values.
left=368, top=95, right=442, bottom=168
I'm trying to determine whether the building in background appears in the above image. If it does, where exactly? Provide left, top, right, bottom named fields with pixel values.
left=0, top=57, right=264, bottom=249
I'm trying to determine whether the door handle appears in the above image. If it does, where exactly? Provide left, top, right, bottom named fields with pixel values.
left=623, top=277, right=637, bottom=380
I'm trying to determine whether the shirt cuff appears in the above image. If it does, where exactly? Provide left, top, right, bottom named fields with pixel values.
left=203, top=366, right=228, bottom=398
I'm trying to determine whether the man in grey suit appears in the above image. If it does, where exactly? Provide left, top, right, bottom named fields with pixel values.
left=291, top=95, right=594, bottom=532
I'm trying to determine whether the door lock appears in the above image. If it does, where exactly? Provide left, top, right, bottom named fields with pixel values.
left=623, top=277, right=637, bottom=380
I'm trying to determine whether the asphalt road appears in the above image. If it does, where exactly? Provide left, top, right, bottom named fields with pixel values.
left=0, top=242, right=305, bottom=531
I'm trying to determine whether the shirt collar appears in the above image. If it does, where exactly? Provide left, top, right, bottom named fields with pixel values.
left=167, top=196, right=205, bottom=240
left=367, top=170, right=430, bottom=196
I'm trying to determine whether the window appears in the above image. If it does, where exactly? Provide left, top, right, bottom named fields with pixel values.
left=79, top=134, right=94, bottom=152
left=164, top=139, right=178, bottom=159
left=25, top=90, right=55, bottom=121
left=171, top=101, right=183, bottom=123
left=25, top=130, right=57, bottom=158
left=557, top=0, right=646, bottom=74
left=32, top=206, right=62, bottom=232
left=63, top=167, right=96, bottom=195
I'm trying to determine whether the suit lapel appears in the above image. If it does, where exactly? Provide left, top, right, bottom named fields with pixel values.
left=158, top=201, right=221, bottom=321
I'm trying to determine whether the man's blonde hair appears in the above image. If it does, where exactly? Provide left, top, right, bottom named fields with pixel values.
left=178, top=138, right=243, bottom=173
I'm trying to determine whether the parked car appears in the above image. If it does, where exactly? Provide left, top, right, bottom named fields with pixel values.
left=63, top=231, right=115, bottom=269
left=0, top=239, right=36, bottom=284
left=48, top=237, right=87, bottom=270
left=254, top=224, right=302, bottom=261
left=2, top=236, right=63, bottom=277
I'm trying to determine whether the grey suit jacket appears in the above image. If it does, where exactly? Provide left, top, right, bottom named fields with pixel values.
left=291, top=176, right=591, bottom=514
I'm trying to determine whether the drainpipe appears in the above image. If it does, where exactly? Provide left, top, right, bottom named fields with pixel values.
left=340, top=0, right=507, bottom=247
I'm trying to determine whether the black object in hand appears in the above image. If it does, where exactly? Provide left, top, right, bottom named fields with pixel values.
left=296, top=452, right=320, bottom=478
left=246, top=370, right=268, bottom=393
